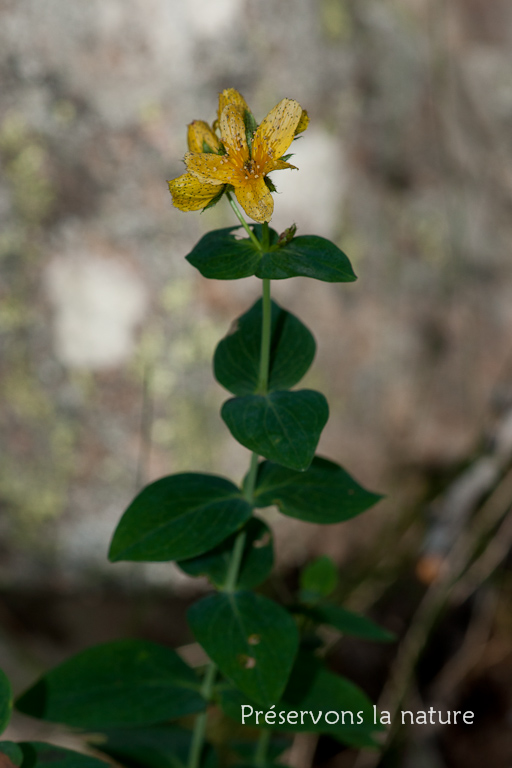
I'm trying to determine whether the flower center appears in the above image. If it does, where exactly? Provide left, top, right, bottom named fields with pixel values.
left=221, top=152, right=265, bottom=183
left=217, top=134, right=276, bottom=185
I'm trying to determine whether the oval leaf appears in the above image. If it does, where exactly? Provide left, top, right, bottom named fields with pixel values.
left=0, top=743, right=23, bottom=767
left=295, top=604, right=395, bottom=642
left=185, top=227, right=356, bottom=284
left=109, top=473, right=252, bottom=563
left=15, top=639, right=204, bottom=729
left=178, top=517, right=273, bottom=590
left=222, top=391, right=329, bottom=472
left=185, top=226, right=264, bottom=280
left=230, top=735, right=291, bottom=764
left=300, top=556, right=338, bottom=601
left=88, top=724, right=216, bottom=768
left=219, top=652, right=380, bottom=748
left=256, top=236, right=357, bottom=283
left=0, top=669, right=12, bottom=736
left=254, top=457, right=382, bottom=523
left=214, top=299, right=316, bottom=395
left=17, top=744, right=109, bottom=768
left=188, top=591, right=298, bottom=706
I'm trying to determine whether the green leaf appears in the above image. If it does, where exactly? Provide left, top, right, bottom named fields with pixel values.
left=214, top=299, right=316, bottom=396
left=219, top=651, right=381, bottom=749
left=17, top=743, right=110, bottom=768
left=0, top=742, right=23, bottom=766
left=300, top=556, right=338, bottom=601
left=201, top=140, right=217, bottom=154
left=185, top=227, right=357, bottom=284
left=15, top=639, right=204, bottom=729
left=185, top=227, right=265, bottom=280
left=230, top=762, right=284, bottom=768
left=256, top=236, right=357, bottom=283
left=263, top=177, right=277, bottom=193
left=230, top=736, right=291, bottom=763
left=295, top=604, right=395, bottom=643
left=109, top=473, right=252, bottom=563
left=201, top=185, right=227, bottom=212
left=88, top=724, right=216, bottom=768
left=222, top=391, right=329, bottom=472
left=254, top=457, right=382, bottom=523
left=243, top=109, right=258, bottom=154
left=0, top=668, right=12, bottom=735
left=188, top=592, right=298, bottom=706
left=178, top=518, right=273, bottom=590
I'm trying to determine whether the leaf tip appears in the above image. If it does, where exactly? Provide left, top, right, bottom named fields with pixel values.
left=107, top=540, right=122, bottom=563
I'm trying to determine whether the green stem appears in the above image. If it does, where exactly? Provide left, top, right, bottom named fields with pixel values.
left=227, top=192, right=262, bottom=249
left=254, top=728, right=271, bottom=768
left=229, top=276, right=271, bottom=578
left=244, top=276, right=271, bottom=505
left=187, top=662, right=217, bottom=768
left=188, top=207, right=273, bottom=768
left=257, top=278, right=272, bottom=395
left=224, top=529, right=247, bottom=593
left=261, top=221, right=270, bottom=250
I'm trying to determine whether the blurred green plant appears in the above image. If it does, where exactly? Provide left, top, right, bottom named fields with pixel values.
left=0, top=112, right=54, bottom=226
left=0, top=112, right=79, bottom=532
left=1, top=89, right=392, bottom=768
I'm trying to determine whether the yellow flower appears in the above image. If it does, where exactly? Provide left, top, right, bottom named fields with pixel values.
left=168, top=89, right=308, bottom=223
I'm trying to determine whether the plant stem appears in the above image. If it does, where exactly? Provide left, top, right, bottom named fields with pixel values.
left=244, top=275, right=271, bottom=501
left=187, top=207, right=273, bottom=768
left=187, top=661, right=217, bottom=768
left=225, top=529, right=247, bottom=593
left=246, top=276, right=273, bottom=766
left=227, top=192, right=262, bottom=249
left=254, top=728, right=271, bottom=768
left=257, top=278, right=271, bottom=395
left=261, top=220, right=270, bottom=250
left=229, top=275, right=271, bottom=579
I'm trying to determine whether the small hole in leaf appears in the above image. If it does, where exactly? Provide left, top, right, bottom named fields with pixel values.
left=238, top=654, right=257, bottom=669
left=248, top=634, right=261, bottom=645
left=253, top=532, right=271, bottom=549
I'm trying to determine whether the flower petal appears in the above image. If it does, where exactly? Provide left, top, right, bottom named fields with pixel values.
left=295, top=109, right=309, bottom=135
left=268, top=158, right=298, bottom=172
left=217, top=88, right=249, bottom=124
left=187, top=120, right=221, bottom=153
left=234, top=177, right=274, bottom=223
left=168, top=173, right=222, bottom=211
left=252, top=99, right=302, bottom=171
left=219, top=105, right=249, bottom=164
left=184, top=152, right=236, bottom=184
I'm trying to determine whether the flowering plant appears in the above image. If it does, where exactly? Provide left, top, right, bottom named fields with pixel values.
left=168, top=88, right=308, bottom=222
left=0, top=89, right=391, bottom=768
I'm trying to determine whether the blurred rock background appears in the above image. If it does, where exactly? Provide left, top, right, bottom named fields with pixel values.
left=2, top=0, right=512, bottom=766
